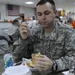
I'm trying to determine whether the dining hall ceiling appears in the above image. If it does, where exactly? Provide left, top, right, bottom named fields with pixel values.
left=0, top=0, right=75, bottom=10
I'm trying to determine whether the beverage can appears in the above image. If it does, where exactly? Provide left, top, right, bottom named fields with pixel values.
left=4, top=53, right=13, bottom=69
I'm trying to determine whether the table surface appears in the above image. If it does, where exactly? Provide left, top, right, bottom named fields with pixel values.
left=0, top=56, right=69, bottom=75
left=0, top=55, right=5, bottom=75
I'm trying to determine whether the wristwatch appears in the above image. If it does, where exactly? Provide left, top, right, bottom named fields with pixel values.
left=52, top=61, right=58, bottom=71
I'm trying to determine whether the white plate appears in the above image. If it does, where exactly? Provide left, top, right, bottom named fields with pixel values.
left=2, top=65, right=32, bottom=75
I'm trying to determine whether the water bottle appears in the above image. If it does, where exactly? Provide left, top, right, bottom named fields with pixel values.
left=4, top=53, right=13, bottom=69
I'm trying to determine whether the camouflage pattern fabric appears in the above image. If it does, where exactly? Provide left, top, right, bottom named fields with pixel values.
left=0, top=54, right=4, bottom=75
left=14, top=22, right=75, bottom=75
left=11, top=28, right=20, bottom=42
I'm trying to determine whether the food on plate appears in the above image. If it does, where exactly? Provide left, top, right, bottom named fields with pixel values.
left=37, top=52, right=41, bottom=57
left=31, top=52, right=41, bottom=67
left=30, top=61, right=35, bottom=67
left=25, top=60, right=35, bottom=67
left=25, top=52, right=41, bottom=67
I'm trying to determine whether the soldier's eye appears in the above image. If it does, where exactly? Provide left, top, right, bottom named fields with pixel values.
left=37, top=12, right=42, bottom=16
left=44, top=10, right=51, bottom=15
left=37, top=10, right=51, bottom=16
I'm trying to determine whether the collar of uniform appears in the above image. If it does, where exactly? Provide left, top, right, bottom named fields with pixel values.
left=40, top=22, right=58, bottom=41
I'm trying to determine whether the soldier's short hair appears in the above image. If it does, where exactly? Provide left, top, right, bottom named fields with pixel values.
left=12, top=19, right=19, bottom=25
left=36, top=0, right=56, bottom=11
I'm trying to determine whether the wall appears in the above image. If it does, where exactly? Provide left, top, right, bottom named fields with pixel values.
left=0, top=22, right=14, bottom=35
left=0, top=3, right=35, bottom=34
left=56, top=4, right=75, bottom=20
left=20, top=6, right=35, bottom=18
left=0, top=3, right=35, bottom=21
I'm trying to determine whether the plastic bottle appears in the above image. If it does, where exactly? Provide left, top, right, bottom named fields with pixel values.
left=4, top=53, right=13, bottom=69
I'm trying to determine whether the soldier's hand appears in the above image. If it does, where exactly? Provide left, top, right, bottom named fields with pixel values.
left=20, top=22, right=30, bottom=39
left=34, top=55, right=53, bottom=71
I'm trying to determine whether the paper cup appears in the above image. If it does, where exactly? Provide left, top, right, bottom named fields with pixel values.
left=25, top=59, right=31, bottom=67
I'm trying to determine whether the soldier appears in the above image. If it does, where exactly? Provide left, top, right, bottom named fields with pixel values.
left=11, top=19, right=20, bottom=42
left=14, top=0, right=75, bottom=75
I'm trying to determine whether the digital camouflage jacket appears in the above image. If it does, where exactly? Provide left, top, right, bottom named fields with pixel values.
left=14, top=22, right=75, bottom=75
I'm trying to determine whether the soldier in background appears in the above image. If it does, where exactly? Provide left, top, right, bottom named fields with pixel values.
left=14, top=0, right=75, bottom=75
left=11, top=19, right=20, bottom=42
left=8, top=19, right=20, bottom=43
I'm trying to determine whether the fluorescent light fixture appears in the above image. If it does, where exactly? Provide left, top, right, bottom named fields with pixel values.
left=25, top=1, right=34, bottom=4
left=57, top=8, right=62, bottom=11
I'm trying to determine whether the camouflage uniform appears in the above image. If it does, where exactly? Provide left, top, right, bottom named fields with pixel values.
left=11, top=28, right=20, bottom=42
left=14, top=22, right=75, bottom=75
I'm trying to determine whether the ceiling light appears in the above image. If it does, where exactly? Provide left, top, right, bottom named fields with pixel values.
left=25, top=1, right=34, bottom=4
left=57, top=8, right=62, bottom=11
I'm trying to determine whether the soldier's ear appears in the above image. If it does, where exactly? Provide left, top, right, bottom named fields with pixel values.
left=54, top=10, right=57, bottom=15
